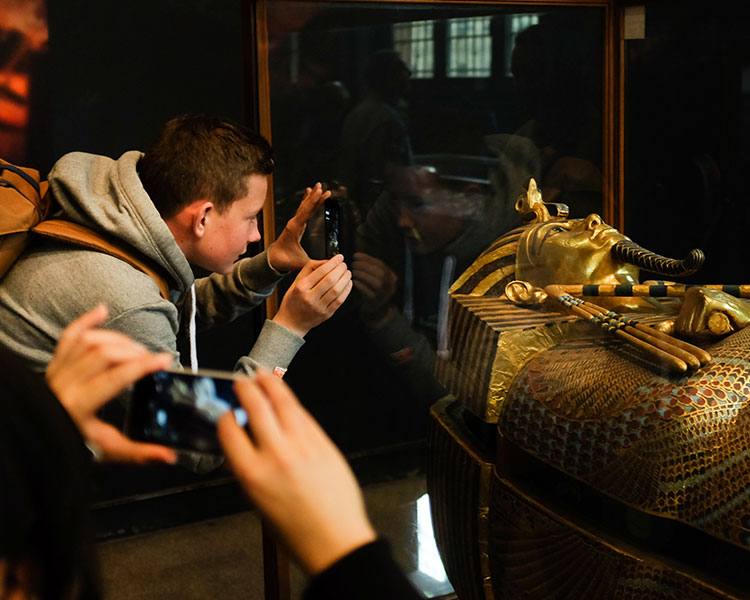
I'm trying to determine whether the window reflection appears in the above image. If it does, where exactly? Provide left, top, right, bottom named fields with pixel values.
left=504, top=13, right=540, bottom=76
left=266, top=3, right=604, bottom=455
left=394, top=20, right=435, bottom=79
left=447, top=16, right=492, bottom=78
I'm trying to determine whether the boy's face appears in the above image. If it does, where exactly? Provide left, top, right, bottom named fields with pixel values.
left=199, top=174, right=267, bottom=274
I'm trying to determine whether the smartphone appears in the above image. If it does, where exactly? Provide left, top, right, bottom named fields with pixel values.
left=324, top=196, right=341, bottom=259
left=125, top=368, right=248, bottom=455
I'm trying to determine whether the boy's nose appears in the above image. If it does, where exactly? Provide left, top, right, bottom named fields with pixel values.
left=248, top=223, right=261, bottom=243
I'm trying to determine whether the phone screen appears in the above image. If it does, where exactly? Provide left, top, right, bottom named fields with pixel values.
left=125, top=369, right=247, bottom=454
left=324, top=196, right=340, bottom=259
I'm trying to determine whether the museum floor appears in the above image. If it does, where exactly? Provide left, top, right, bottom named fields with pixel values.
left=96, top=472, right=456, bottom=599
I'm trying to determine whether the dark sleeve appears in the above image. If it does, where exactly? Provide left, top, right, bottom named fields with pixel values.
left=302, top=539, right=424, bottom=600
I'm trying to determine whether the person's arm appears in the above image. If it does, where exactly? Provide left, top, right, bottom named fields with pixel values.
left=352, top=251, right=398, bottom=330
left=217, top=371, right=376, bottom=574
left=352, top=252, right=446, bottom=404
left=303, top=539, right=424, bottom=600
left=216, top=372, right=424, bottom=598
left=231, top=254, right=353, bottom=375
left=192, top=249, right=284, bottom=329
left=45, top=305, right=177, bottom=464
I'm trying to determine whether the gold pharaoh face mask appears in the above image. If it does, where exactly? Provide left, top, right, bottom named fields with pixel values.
left=514, top=180, right=638, bottom=287
left=451, top=179, right=702, bottom=300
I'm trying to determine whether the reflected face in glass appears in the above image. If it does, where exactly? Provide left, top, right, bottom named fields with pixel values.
left=393, top=63, right=411, bottom=96
left=387, top=166, right=472, bottom=255
left=517, top=213, right=635, bottom=285
left=395, top=202, right=466, bottom=255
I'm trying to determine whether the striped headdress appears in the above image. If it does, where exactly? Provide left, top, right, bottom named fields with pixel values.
left=449, top=225, right=528, bottom=297
left=450, top=179, right=563, bottom=297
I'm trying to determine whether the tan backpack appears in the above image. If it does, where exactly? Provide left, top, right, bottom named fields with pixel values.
left=0, top=159, right=170, bottom=299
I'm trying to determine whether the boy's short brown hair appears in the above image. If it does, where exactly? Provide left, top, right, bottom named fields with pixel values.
left=138, top=114, right=275, bottom=219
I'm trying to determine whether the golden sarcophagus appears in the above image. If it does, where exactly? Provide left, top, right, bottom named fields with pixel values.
left=427, top=182, right=750, bottom=599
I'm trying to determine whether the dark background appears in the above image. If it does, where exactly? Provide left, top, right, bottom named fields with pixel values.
left=9, top=0, right=750, bottom=527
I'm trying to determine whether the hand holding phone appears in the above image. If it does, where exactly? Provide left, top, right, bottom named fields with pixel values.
left=46, top=305, right=177, bottom=464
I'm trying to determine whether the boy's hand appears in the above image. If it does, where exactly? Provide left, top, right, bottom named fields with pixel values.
left=218, top=371, right=376, bottom=575
left=46, top=305, right=177, bottom=464
left=352, top=252, right=398, bottom=326
left=268, top=182, right=331, bottom=273
left=272, top=255, right=352, bottom=337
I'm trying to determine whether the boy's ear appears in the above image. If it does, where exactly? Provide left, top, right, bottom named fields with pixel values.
left=163, top=199, right=214, bottom=254
left=185, top=200, right=214, bottom=238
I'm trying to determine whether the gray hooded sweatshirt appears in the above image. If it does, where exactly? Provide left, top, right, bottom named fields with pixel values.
left=0, top=151, right=304, bottom=375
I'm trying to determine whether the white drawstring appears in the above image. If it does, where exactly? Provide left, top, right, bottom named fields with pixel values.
left=189, top=283, right=198, bottom=372
left=403, top=240, right=414, bottom=325
left=437, top=255, right=455, bottom=360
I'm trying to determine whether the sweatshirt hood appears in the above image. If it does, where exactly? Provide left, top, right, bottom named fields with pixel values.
left=47, top=151, right=193, bottom=292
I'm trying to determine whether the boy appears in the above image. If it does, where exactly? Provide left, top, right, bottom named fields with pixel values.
left=0, top=114, right=352, bottom=377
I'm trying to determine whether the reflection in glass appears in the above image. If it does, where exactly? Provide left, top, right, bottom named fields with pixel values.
left=447, top=16, right=492, bottom=78
left=394, top=20, right=435, bottom=79
left=411, top=492, right=452, bottom=597
left=503, top=13, right=539, bottom=76
left=266, top=3, right=604, bottom=457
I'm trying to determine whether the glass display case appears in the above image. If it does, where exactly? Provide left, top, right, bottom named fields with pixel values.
left=254, top=8, right=750, bottom=596
left=256, top=0, right=608, bottom=458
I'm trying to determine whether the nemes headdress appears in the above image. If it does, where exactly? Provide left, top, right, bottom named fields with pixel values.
left=450, top=179, right=566, bottom=296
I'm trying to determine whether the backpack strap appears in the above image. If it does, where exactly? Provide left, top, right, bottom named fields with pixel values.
left=31, top=219, right=172, bottom=300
